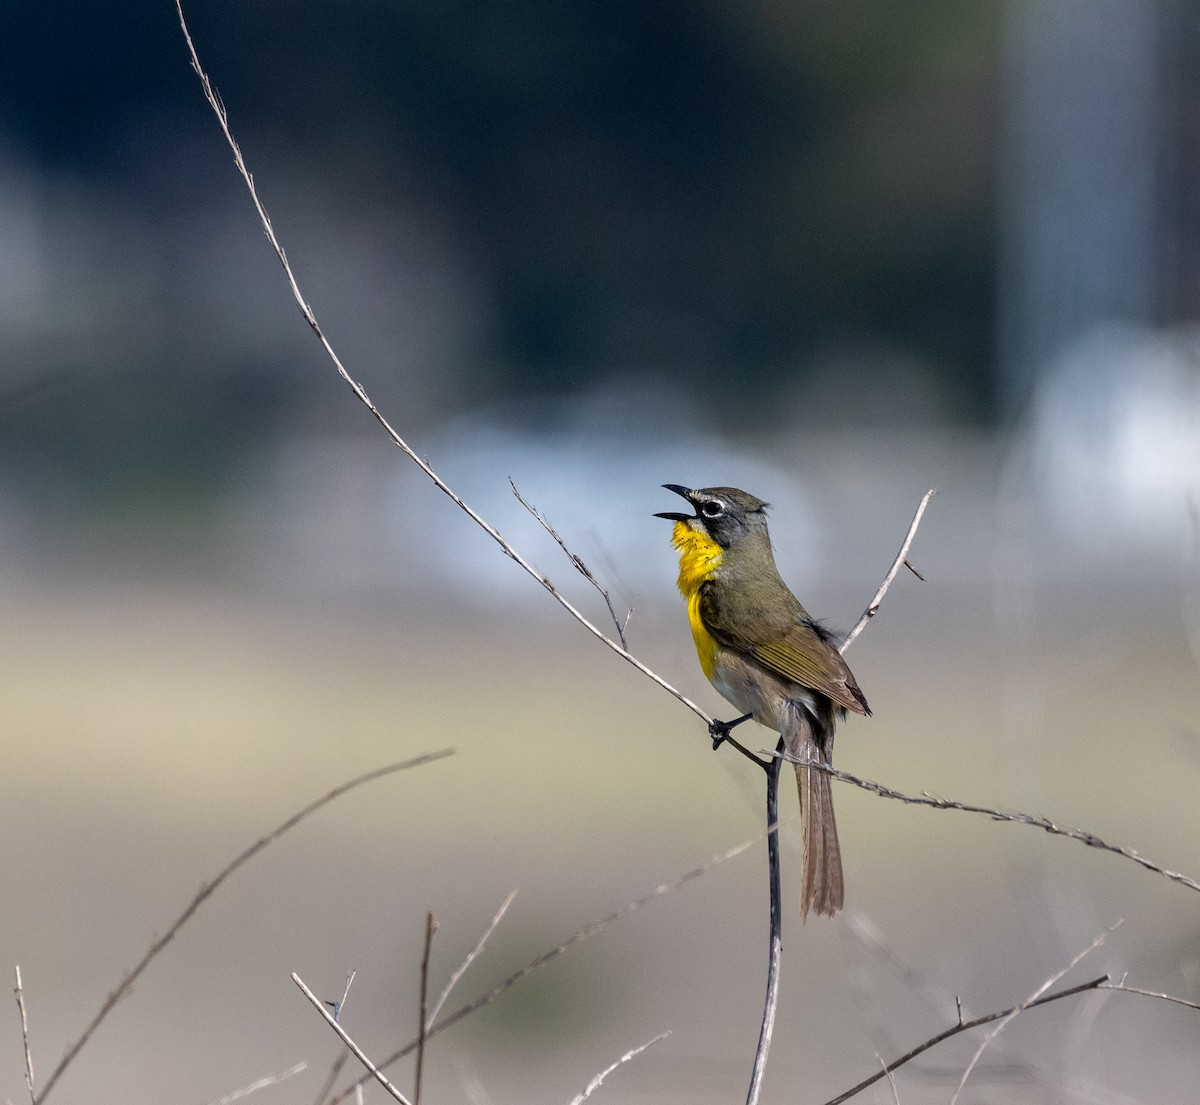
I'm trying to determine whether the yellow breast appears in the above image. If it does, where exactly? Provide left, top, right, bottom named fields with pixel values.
left=669, top=521, right=723, bottom=681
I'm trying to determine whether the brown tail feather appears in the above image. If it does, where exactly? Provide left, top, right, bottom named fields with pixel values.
left=783, top=702, right=844, bottom=920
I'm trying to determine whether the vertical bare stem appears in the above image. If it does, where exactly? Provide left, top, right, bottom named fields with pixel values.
left=414, top=912, right=436, bottom=1105
left=745, top=737, right=785, bottom=1105
left=15, top=965, right=36, bottom=1105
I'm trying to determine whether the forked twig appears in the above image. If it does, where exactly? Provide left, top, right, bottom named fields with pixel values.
left=822, top=975, right=1110, bottom=1105
left=567, top=1031, right=671, bottom=1105
left=841, top=489, right=935, bottom=653
left=293, top=973, right=414, bottom=1105
left=947, top=922, right=1119, bottom=1105
left=36, top=750, right=452, bottom=1104
left=328, top=833, right=766, bottom=1104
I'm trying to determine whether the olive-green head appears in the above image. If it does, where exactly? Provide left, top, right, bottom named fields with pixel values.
left=654, top=484, right=771, bottom=549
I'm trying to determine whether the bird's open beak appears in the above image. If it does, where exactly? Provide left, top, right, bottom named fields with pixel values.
left=654, top=483, right=695, bottom=521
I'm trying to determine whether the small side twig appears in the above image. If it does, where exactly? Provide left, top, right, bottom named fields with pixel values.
left=841, top=489, right=935, bottom=654
left=14, top=966, right=35, bottom=1105
left=293, top=973, right=414, bottom=1105
left=427, top=890, right=518, bottom=1029
left=567, top=1031, right=671, bottom=1105
left=414, top=912, right=437, bottom=1105
left=822, top=975, right=1110, bottom=1105
left=510, top=479, right=632, bottom=649
left=37, top=749, right=452, bottom=1104
left=947, top=922, right=1119, bottom=1105
left=203, top=1062, right=308, bottom=1105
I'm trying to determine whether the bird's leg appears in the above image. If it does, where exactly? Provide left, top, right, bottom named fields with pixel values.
left=709, top=712, right=753, bottom=751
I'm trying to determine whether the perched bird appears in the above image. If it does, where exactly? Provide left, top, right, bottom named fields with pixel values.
left=656, top=484, right=869, bottom=918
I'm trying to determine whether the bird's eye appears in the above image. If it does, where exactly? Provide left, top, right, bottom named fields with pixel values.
left=700, top=499, right=724, bottom=518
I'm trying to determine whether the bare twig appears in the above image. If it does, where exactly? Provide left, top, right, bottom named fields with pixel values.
left=203, top=1062, right=308, bottom=1105
left=822, top=975, right=1109, bottom=1105
left=14, top=966, right=35, bottom=1105
left=293, top=973, right=414, bottom=1105
left=567, top=1032, right=671, bottom=1105
left=841, top=489, right=935, bottom=653
left=746, top=740, right=784, bottom=1105
left=948, top=922, right=1119, bottom=1105
left=510, top=479, right=631, bottom=649
left=787, top=757, right=1200, bottom=897
left=414, top=913, right=437, bottom=1105
left=1099, top=981, right=1200, bottom=1013
left=37, top=750, right=451, bottom=1104
left=329, top=833, right=766, bottom=1104
left=174, top=0, right=712, bottom=732
left=427, top=890, right=518, bottom=1029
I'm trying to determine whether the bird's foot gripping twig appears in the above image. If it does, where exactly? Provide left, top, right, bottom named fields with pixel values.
left=709, top=713, right=753, bottom=750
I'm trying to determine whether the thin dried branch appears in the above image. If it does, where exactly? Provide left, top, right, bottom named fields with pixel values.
left=745, top=741, right=784, bottom=1105
left=567, top=1032, right=671, bottom=1105
left=947, top=922, right=1119, bottom=1105
left=174, top=0, right=712, bottom=732
left=427, top=890, right=518, bottom=1029
left=1100, top=981, right=1200, bottom=1013
left=203, top=1062, right=308, bottom=1105
left=293, top=973, right=413, bottom=1105
left=328, top=833, right=765, bottom=1104
left=14, top=966, right=35, bottom=1105
left=787, top=757, right=1200, bottom=897
left=510, top=479, right=632, bottom=649
left=36, top=750, right=451, bottom=1104
left=414, top=913, right=437, bottom=1105
left=840, top=489, right=935, bottom=653
left=822, top=975, right=1109, bottom=1105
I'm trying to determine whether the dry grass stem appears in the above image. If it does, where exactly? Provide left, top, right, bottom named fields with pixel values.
left=203, top=1062, right=308, bottom=1105
left=293, top=973, right=414, bottom=1105
left=329, top=833, right=765, bottom=1104
left=1099, top=981, right=1200, bottom=1013
left=14, top=966, right=35, bottom=1105
left=312, top=1053, right=349, bottom=1105
left=567, top=1032, right=671, bottom=1105
left=427, top=890, right=518, bottom=1029
left=947, top=922, right=1120, bottom=1105
left=36, top=750, right=450, bottom=1104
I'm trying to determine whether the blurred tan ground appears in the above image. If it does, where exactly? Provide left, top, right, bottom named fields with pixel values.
left=2, top=457, right=1199, bottom=1105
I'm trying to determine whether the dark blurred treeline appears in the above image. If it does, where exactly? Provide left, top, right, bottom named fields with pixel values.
left=0, top=1, right=1193, bottom=507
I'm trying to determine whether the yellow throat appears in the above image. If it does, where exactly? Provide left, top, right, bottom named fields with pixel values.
left=670, top=521, right=723, bottom=680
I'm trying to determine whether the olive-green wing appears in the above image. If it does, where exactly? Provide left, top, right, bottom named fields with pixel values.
left=699, top=590, right=869, bottom=716
left=752, top=630, right=869, bottom=716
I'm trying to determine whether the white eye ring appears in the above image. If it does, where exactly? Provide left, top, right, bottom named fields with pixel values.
left=700, top=500, right=724, bottom=518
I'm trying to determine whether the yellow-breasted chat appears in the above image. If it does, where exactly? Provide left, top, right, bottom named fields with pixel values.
left=656, top=484, right=869, bottom=919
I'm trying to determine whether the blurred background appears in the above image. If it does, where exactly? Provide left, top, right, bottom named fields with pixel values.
left=2, top=1, right=1199, bottom=1102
